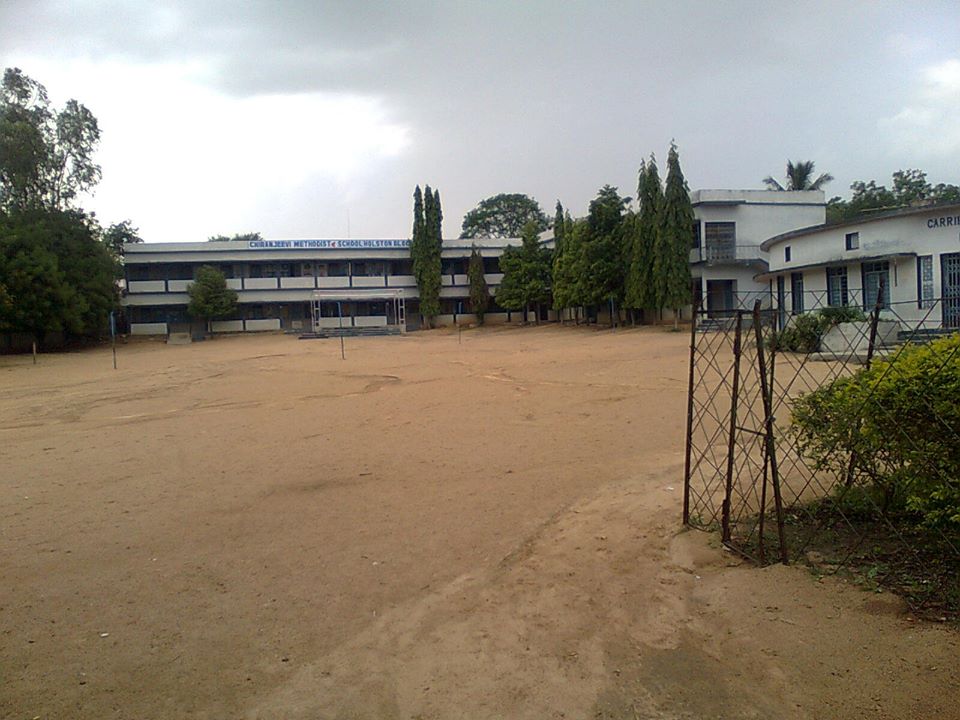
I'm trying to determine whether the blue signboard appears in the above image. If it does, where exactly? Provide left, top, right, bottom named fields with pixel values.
left=247, top=239, right=411, bottom=250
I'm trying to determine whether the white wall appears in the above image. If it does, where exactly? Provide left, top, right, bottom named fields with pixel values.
left=211, top=320, right=244, bottom=333
left=244, top=318, right=281, bottom=331
left=128, top=280, right=166, bottom=293
left=279, top=276, right=316, bottom=289
left=130, top=322, right=168, bottom=335
left=694, top=190, right=825, bottom=248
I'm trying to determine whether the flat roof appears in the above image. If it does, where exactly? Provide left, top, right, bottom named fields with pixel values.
left=123, top=237, right=522, bottom=253
left=691, top=189, right=825, bottom=207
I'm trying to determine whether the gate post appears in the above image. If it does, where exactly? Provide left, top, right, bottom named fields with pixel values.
left=722, top=311, right=744, bottom=544
left=682, top=295, right=701, bottom=525
left=752, top=300, right=788, bottom=564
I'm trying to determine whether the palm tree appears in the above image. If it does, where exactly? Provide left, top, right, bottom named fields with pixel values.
left=764, top=160, right=833, bottom=191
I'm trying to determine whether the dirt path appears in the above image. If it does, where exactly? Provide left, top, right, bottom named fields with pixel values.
left=1, top=327, right=956, bottom=719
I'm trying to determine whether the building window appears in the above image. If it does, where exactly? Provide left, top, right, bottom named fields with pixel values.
left=691, top=221, right=701, bottom=249
left=917, top=255, right=935, bottom=309
left=826, top=266, right=848, bottom=307
left=704, top=222, right=736, bottom=260
left=784, top=246, right=792, bottom=262
left=845, top=232, right=859, bottom=250
left=861, top=261, right=890, bottom=310
left=791, top=272, right=804, bottom=315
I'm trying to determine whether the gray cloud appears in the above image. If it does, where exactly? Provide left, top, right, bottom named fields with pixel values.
left=2, top=0, right=960, bottom=240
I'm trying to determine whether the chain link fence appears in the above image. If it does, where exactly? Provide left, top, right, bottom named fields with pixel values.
left=683, top=286, right=960, bottom=619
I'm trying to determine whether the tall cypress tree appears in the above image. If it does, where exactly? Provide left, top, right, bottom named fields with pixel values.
left=553, top=201, right=565, bottom=252
left=655, top=142, right=694, bottom=328
left=418, top=185, right=442, bottom=326
left=467, top=244, right=489, bottom=324
left=634, top=155, right=663, bottom=318
left=551, top=200, right=568, bottom=320
left=410, top=185, right=441, bottom=327
left=556, top=212, right=586, bottom=323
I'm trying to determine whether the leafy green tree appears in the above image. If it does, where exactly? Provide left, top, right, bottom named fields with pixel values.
left=579, top=185, right=630, bottom=325
left=764, top=160, right=833, bottom=191
left=655, top=143, right=694, bottom=328
left=625, top=157, right=662, bottom=318
left=827, top=169, right=960, bottom=223
left=103, top=220, right=142, bottom=257
left=460, top=193, right=549, bottom=239
left=208, top=232, right=263, bottom=242
left=411, top=185, right=442, bottom=326
left=187, top=265, right=238, bottom=332
left=0, top=208, right=116, bottom=343
left=0, top=68, right=101, bottom=212
left=496, top=219, right=552, bottom=323
left=467, top=245, right=490, bottom=324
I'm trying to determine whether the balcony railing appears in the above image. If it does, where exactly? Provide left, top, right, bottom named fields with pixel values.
left=126, top=273, right=503, bottom=294
left=690, top=244, right=763, bottom=264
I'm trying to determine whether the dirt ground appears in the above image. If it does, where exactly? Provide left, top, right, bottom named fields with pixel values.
left=1, top=325, right=957, bottom=719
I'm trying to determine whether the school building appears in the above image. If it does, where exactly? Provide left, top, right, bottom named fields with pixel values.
left=121, top=237, right=522, bottom=335
left=761, top=202, right=960, bottom=330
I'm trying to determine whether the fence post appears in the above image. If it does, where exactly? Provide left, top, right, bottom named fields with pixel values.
left=752, top=300, right=788, bottom=563
left=682, top=295, right=701, bottom=525
left=722, top=311, right=744, bottom=544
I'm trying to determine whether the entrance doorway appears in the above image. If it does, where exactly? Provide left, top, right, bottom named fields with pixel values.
left=706, top=280, right=736, bottom=318
left=942, top=252, right=960, bottom=329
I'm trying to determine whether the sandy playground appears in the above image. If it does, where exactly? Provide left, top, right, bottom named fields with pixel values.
left=1, top=325, right=958, bottom=719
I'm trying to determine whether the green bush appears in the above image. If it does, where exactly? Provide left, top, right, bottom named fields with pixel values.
left=769, top=307, right=868, bottom=353
left=791, top=334, right=960, bottom=527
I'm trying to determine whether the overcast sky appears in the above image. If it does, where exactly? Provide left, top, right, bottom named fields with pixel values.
left=2, top=1, right=958, bottom=241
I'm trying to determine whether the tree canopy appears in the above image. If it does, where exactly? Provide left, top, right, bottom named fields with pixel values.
left=187, top=265, right=238, bottom=326
left=208, top=232, right=263, bottom=242
left=0, top=68, right=101, bottom=212
left=495, top=219, right=552, bottom=319
left=826, top=169, right=960, bottom=223
left=579, top=185, right=630, bottom=315
left=103, top=220, right=143, bottom=257
left=460, top=193, right=549, bottom=239
left=764, top=160, right=833, bottom=191
left=0, top=208, right=117, bottom=341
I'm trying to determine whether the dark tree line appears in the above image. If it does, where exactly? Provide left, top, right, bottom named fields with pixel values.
left=548, top=143, right=694, bottom=328
left=411, top=144, right=696, bottom=328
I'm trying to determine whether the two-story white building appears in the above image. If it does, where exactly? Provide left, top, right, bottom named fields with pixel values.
left=761, top=203, right=960, bottom=330
left=690, top=190, right=826, bottom=317
left=121, top=237, right=516, bottom=335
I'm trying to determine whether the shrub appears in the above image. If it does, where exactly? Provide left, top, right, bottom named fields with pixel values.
left=791, top=334, right=960, bottom=528
left=769, top=307, right=868, bottom=353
